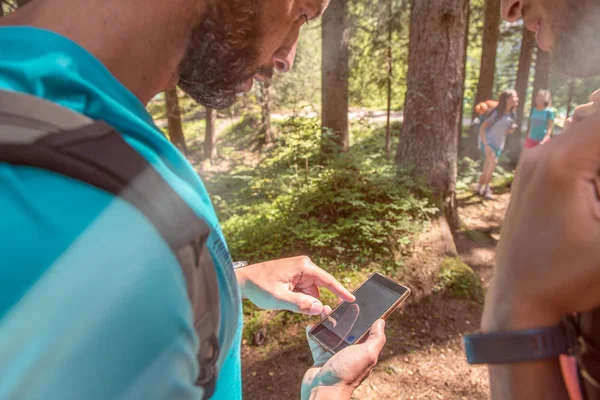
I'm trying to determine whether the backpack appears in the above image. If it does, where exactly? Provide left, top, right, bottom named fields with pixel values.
left=0, top=90, right=221, bottom=399
left=474, top=107, right=497, bottom=149
left=474, top=100, right=498, bottom=117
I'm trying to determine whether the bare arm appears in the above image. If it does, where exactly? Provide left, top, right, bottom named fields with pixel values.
left=488, top=363, right=569, bottom=400
left=542, top=117, right=554, bottom=142
left=482, top=288, right=569, bottom=400
left=482, top=91, right=600, bottom=399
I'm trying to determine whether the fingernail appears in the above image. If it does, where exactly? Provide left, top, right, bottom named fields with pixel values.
left=310, top=301, right=323, bottom=315
left=377, top=320, right=386, bottom=331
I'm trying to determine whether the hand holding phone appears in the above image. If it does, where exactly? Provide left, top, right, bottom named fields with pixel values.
left=302, top=318, right=387, bottom=400
left=309, top=272, right=410, bottom=354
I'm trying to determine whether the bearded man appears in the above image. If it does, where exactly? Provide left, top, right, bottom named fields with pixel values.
left=0, top=1, right=386, bottom=399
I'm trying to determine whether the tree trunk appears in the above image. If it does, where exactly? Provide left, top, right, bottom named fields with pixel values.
left=458, top=0, right=471, bottom=157
left=473, top=0, right=500, bottom=108
left=384, top=0, right=393, bottom=156
left=504, top=27, right=535, bottom=165
left=258, top=81, right=273, bottom=146
left=514, top=28, right=536, bottom=128
left=321, top=0, right=349, bottom=154
left=566, top=78, right=576, bottom=118
left=396, top=0, right=468, bottom=229
left=164, top=88, right=187, bottom=155
left=465, top=0, right=500, bottom=158
left=204, top=107, right=217, bottom=161
left=532, top=48, right=551, bottom=106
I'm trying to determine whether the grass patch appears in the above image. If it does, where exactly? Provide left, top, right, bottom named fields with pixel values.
left=457, top=157, right=514, bottom=195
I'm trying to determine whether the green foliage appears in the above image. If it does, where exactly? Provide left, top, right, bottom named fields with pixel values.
left=463, top=0, right=484, bottom=117
left=348, top=0, right=410, bottom=110
left=494, top=22, right=523, bottom=96
left=208, top=117, right=436, bottom=271
left=147, top=93, right=166, bottom=120
left=550, top=72, right=600, bottom=117
left=437, top=257, right=483, bottom=301
left=270, top=24, right=322, bottom=112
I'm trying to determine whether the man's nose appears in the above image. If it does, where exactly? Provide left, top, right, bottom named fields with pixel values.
left=501, top=0, right=522, bottom=22
left=273, top=40, right=299, bottom=74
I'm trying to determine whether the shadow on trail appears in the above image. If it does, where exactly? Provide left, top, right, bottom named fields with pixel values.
left=457, top=226, right=500, bottom=249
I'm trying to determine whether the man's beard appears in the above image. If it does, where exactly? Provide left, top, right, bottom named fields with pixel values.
left=178, top=14, right=260, bottom=109
left=553, top=0, right=600, bottom=77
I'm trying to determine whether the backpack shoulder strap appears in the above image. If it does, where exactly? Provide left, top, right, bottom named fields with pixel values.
left=0, top=90, right=220, bottom=399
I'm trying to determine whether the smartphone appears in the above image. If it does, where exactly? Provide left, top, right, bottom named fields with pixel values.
left=309, top=272, right=411, bottom=354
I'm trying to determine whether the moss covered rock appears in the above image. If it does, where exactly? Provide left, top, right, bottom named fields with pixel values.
left=437, top=257, right=483, bottom=301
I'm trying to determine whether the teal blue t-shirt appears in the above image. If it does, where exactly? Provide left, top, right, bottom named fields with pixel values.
left=528, top=107, right=555, bottom=141
left=0, top=27, right=242, bottom=399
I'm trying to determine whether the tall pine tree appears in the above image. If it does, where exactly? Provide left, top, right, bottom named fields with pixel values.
left=397, top=0, right=468, bottom=227
left=321, top=0, right=349, bottom=154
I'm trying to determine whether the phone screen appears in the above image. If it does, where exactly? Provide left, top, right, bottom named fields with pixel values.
left=310, top=273, right=410, bottom=353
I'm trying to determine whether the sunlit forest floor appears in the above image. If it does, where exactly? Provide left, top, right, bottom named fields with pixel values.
left=175, top=110, right=512, bottom=399
left=238, top=192, right=509, bottom=400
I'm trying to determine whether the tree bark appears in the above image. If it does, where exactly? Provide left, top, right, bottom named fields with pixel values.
left=504, top=27, right=535, bottom=164
left=396, top=0, right=468, bottom=229
left=204, top=107, right=217, bottom=161
left=258, top=81, right=273, bottom=146
left=384, top=0, right=393, bottom=156
left=531, top=47, right=551, bottom=106
left=458, top=0, right=471, bottom=157
left=473, top=0, right=500, bottom=108
left=514, top=28, right=536, bottom=128
left=164, top=88, right=187, bottom=155
left=321, top=0, right=349, bottom=154
left=465, top=0, right=500, bottom=158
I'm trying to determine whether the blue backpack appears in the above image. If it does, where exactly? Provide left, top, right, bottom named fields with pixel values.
left=0, top=90, right=221, bottom=399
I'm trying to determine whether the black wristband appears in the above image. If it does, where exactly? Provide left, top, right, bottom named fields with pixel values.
left=463, top=317, right=579, bottom=365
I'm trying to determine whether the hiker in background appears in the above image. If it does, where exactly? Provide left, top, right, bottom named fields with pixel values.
left=477, top=89, right=519, bottom=199
left=523, top=89, right=555, bottom=151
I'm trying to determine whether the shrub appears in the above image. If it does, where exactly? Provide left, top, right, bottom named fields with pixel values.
left=437, top=257, right=483, bottom=301
left=208, top=117, right=437, bottom=272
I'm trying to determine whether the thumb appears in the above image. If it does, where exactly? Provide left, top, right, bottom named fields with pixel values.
left=590, top=88, right=600, bottom=103
left=279, top=291, right=323, bottom=315
left=362, top=320, right=387, bottom=353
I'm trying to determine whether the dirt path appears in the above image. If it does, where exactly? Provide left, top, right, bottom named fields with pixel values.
left=241, top=193, right=511, bottom=400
